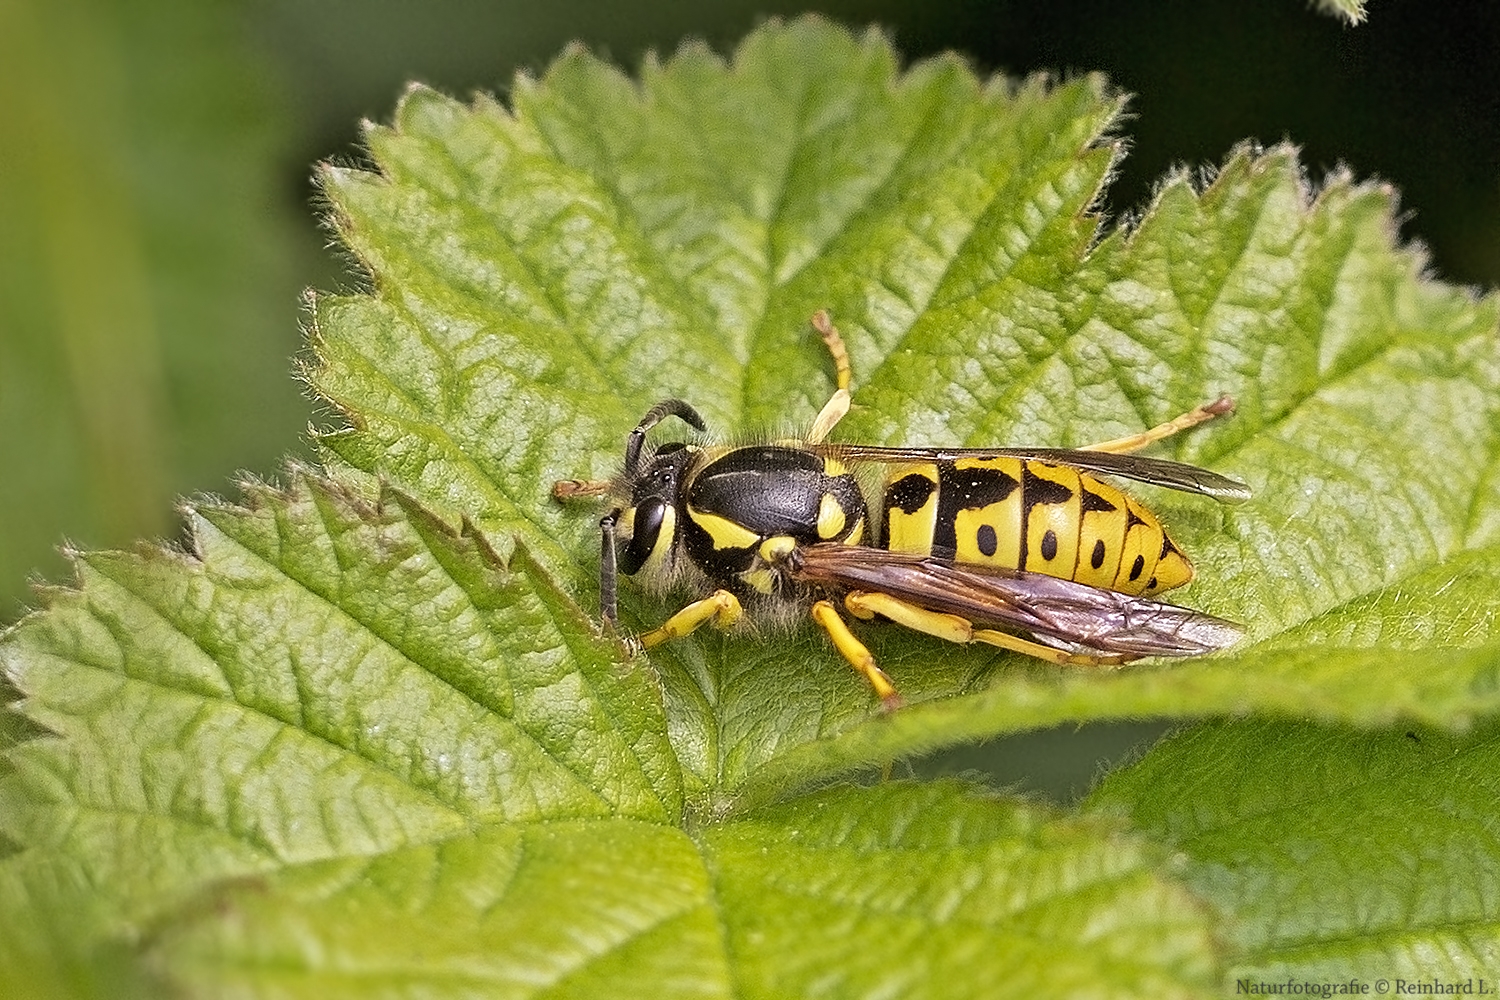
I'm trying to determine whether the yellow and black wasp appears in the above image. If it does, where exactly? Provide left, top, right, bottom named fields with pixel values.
left=554, top=312, right=1249, bottom=706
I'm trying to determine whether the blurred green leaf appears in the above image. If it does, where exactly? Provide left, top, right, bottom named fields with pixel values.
left=1090, top=718, right=1500, bottom=983
left=0, top=0, right=312, bottom=619
left=696, top=781, right=1217, bottom=999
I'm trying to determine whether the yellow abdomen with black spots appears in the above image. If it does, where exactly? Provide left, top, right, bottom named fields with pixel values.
left=879, top=457, right=1193, bottom=597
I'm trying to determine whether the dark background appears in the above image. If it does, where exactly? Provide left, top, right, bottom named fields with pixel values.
left=270, top=0, right=1500, bottom=288
left=4, top=0, right=1497, bottom=796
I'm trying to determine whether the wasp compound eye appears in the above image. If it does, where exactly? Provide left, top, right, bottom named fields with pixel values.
left=619, top=498, right=669, bottom=575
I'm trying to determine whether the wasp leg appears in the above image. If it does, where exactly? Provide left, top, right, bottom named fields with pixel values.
left=640, top=590, right=743, bottom=648
left=844, top=591, right=970, bottom=641
left=810, top=600, right=901, bottom=709
left=844, top=591, right=1132, bottom=667
left=806, top=309, right=854, bottom=445
left=1080, top=395, right=1236, bottom=455
left=807, top=389, right=851, bottom=445
left=967, top=629, right=1131, bottom=666
left=811, top=309, right=852, bottom=392
left=552, top=479, right=613, bottom=501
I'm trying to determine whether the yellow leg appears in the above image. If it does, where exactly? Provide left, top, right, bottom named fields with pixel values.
left=968, top=628, right=1130, bottom=666
left=807, top=389, right=851, bottom=445
left=1081, top=395, right=1235, bottom=455
left=845, top=591, right=1131, bottom=667
left=845, top=590, right=972, bottom=641
left=811, top=600, right=901, bottom=709
left=640, top=590, right=743, bottom=648
left=811, top=309, right=852, bottom=392
left=806, top=310, right=855, bottom=445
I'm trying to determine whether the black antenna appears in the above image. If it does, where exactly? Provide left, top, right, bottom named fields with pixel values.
left=622, top=399, right=705, bottom=475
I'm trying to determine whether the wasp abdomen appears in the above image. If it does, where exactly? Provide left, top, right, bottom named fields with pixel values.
left=880, top=457, right=1193, bottom=597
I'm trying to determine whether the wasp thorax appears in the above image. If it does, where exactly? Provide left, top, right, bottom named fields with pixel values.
left=679, top=445, right=868, bottom=600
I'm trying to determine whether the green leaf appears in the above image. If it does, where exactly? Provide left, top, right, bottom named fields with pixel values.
left=0, top=473, right=674, bottom=957
left=309, top=18, right=1500, bottom=802
left=151, top=821, right=729, bottom=999
left=1089, top=718, right=1500, bottom=982
left=696, top=782, right=1217, bottom=999
left=150, top=782, right=1216, bottom=1000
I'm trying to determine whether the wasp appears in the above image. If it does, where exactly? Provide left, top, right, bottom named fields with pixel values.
left=554, top=312, right=1249, bottom=707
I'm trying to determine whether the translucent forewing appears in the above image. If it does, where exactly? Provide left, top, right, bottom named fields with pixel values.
left=789, top=542, right=1243, bottom=657
left=822, top=445, right=1251, bottom=503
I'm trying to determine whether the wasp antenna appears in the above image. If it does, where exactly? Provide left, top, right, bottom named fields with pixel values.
left=636, top=398, right=707, bottom=433
left=623, top=398, right=707, bottom=474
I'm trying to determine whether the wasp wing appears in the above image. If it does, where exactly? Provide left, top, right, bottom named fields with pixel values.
left=820, top=444, right=1250, bottom=503
left=791, top=543, right=1242, bottom=657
